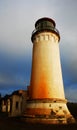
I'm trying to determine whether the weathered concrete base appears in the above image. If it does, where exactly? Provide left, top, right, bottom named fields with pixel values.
left=23, top=99, right=75, bottom=124
left=24, top=116, right=75, bottom=124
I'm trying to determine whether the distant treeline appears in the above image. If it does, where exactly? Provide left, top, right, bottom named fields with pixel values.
left=67, top=102, right=77, bottom=120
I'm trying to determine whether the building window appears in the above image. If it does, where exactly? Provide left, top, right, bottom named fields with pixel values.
left=16, top=101, right=19, bottom=109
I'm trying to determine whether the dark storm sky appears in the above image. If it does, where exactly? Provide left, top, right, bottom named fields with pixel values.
left=0, top=0, right=77, bottom=102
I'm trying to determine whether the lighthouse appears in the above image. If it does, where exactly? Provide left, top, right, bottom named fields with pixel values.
left=26, top=17, right=75, bottom=124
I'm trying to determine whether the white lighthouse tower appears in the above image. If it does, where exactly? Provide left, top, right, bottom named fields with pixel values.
left=25, top=17, right=75, bottom=124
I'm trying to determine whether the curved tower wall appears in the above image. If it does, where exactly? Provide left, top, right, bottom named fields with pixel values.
left=25, top=17, right=75, bottom=124
left=30, top=32, right=65, bottom=99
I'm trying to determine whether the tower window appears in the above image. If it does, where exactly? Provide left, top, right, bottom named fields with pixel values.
left=49, top=104, right=51, bottom=107
left=59, top=106, right=62, bottom=109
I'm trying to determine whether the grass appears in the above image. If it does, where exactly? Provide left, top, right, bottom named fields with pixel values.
left=0, top=117, right=77, bottom=130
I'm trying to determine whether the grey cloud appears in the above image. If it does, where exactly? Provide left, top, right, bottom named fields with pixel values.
left=65, top=84, right=77, bottom=102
